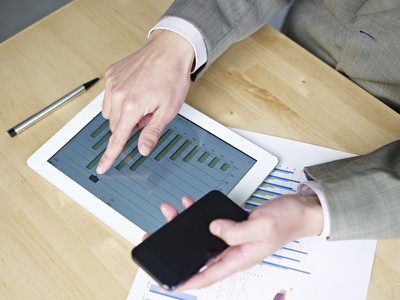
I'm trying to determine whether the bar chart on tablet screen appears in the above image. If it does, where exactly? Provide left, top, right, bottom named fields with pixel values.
left=48, top=113, right=256, bottom=232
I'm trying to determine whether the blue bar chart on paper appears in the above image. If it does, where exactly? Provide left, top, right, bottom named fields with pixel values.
left=245, top=166, right=311, bottom=275
left=48, top=113, right=256, bottom=232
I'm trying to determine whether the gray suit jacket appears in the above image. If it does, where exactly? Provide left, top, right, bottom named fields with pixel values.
left=162, top=0, right=400, bottom=240
left=164, top=0, right=400, bottom=112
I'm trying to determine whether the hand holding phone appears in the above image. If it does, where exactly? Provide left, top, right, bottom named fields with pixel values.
left=131, top=190, right=248, bottom=291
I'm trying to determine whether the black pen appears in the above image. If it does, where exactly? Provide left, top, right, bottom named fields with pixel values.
left=7, top=77, right=99, bottom=137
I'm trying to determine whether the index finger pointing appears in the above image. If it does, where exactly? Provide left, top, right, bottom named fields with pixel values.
left=96, top=116, right=137, bottom=174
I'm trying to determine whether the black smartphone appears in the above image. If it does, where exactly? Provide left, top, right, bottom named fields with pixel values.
left=131, top=190, right=249, bottom=291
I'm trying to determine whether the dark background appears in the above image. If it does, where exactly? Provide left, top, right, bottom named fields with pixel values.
left=0, top=0, right=71, bottom=43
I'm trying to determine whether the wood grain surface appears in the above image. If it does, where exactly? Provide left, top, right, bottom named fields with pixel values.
left=0, top=0, right=399, bottom=298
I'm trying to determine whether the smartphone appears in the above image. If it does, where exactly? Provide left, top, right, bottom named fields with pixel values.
left=131, top=190, right=249, bottom=291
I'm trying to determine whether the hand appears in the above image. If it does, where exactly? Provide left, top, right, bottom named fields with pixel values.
left=159, top=194, right=323, bottom=291
left=96, top=30, right=194, bottom=174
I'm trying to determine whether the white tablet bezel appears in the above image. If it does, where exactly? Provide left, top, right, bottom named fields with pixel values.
left=27, top=91, right=278, bottom=245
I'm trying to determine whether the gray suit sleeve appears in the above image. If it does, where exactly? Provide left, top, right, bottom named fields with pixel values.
left=304, top=140, right=400, bottom=240
left=162, top=0, right=289, bottom=78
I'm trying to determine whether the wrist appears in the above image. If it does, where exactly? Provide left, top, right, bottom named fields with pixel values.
left=147, top=29, right=195, bottom=72
left=252, top=194, right=324, bottom=243
left=297, top=195, right=324, bottom=237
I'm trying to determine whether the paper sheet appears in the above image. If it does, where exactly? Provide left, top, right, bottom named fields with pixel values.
left=127, top=129, right=376, bottom=300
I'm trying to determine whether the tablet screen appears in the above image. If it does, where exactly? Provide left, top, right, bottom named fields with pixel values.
left=48, top=113, right=256, bottom=232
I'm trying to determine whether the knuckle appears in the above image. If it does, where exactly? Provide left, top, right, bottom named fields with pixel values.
left=106, top=78, right=129, bottom=101
left=221, top=227, right=239, bottom=245
left=142, top=126, right=162, bottom=143
left=109, top=83, right=124, bottom=98
left=108, top=134, right=123, bottom=150
left=122, top=100, right=136, bottom=113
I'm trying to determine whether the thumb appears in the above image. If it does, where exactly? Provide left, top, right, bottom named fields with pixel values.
left=209, top=219, right=252, bottom=246
left=137, top=109, right=174, bottom=156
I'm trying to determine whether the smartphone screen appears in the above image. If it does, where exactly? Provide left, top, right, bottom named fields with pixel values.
left=131, top=190, right=249, bottom=290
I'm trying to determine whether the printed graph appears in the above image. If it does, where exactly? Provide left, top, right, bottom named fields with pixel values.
left=136, top=261, right=294, bottom=300
left=148, top=284, right=197, bottom=300
left=245, top=166, right=311, bottom=275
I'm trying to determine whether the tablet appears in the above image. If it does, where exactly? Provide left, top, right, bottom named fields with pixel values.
left=27, top=91, right=278, bottom=245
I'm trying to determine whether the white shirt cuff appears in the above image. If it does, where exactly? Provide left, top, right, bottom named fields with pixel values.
left=148, top=16, right=208, bottom=73
left=297, top=181, right=331, bottom=238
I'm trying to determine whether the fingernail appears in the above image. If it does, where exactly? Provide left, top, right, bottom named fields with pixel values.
left=96, top=162, right=104, bottom=174
left=140, top=141, right=153, bottom=156
left=210, top=221, right=222, bottom=235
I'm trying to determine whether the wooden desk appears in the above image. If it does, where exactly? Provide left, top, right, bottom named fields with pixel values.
left=1, top=0, right=399, bottom=298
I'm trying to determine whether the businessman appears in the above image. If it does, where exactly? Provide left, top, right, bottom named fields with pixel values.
left=97, top=0, right=400, bottom=290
